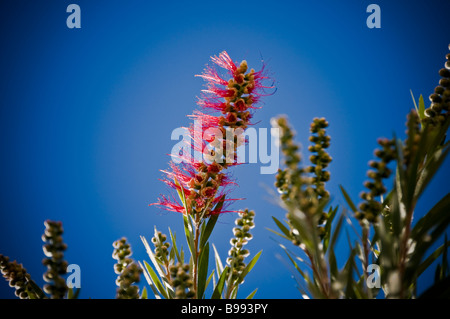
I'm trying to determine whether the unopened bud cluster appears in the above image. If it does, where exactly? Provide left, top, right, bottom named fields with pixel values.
left=307, top=117, right=332, bottom=199
left=274, top=116, right=303, bottom=202
left=169, top=262, right=195, bottom=299
left=151, top=230, right=170, bottom=265
left=112, top=237, right=142, bottom=299
left=0, top=254, right=33, bottom=299
left=42, top=220, right=68, bottom=299
left=274, top=116, right=331, bottom=242
left=227, top=209, right=255, bottom=283
left=423, top=44, right=450, bottom=125
left=357, top=138, right=396, bottom=223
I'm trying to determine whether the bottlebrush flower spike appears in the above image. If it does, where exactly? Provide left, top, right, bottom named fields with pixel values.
left=151, top=51, right=272, bottom=219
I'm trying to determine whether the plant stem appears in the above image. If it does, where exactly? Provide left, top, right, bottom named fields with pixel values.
left=398, top=204, right=415, bottom=298
left=192, top=219, right=201, bottom=299
left=305, top=249, right=329, bottom=298
left=362, top=224, right=372, bottom=298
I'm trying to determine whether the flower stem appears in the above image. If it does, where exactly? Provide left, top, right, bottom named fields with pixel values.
left=192, top=218, right=201, bottom=299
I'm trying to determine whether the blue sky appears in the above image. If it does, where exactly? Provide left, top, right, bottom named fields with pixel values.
left=0, top=0, right=449, bottom=299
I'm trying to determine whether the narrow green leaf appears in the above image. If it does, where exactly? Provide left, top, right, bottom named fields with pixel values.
left=328, top=214, right=345, bottom=254
left=343, top=247, right=357, bottom=299
left=435, top=264, right=442, bottom=282
left=197, top=243, right=210, bottom=299
left=405, top=194, right=450, bottom=284
left=412, top=193, right=450, bottom=241
left=205, top=269, right=215, bottom=294
left=272, top=216, right=292, bottom=239
left=281, top=246, right=308, bottom=279
left=211, top=266, right=229, bottom=299
left=139, top=261, right=162, bottom=299
left=68, top=287, right=80, bottom=299
left=236, top=250, right=262, bottom=284
left=323, top=206, right=339, bottom=253
left=418, top=94, right=425, bottom=120
left=339, top=185, right=358, bottom=213
left=417, top=244, right=445, bottom=277
left=169, top=228, right=182, bottom=263
left=391, top=180, right=403, bottom=237
left=229, top=286, right=238, bottom=299
left=329, top=248, right=338, bottom=280
left=183, top=215, right=196, bottom=257
left=266, top=227, right=290, bottom=240
left=174, top=177, right=188, bottom=214
left=140, top=286, right=148, bottom=299
left=245, top=288, right=257, bottom=299
left=415, top=144, right=450, bottom=200
left=212, top=244, right=224, bottom=276
left=143, top=260, right=169, bottom=299
left=200, top=213, right=219, bottom=249
left=141, top=235, right=166, bottom=279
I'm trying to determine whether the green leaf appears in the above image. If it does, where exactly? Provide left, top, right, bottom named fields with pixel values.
left=141, top=235, right=166, bottom=279
left=169, top=228, right=182, bottom=264
left=266, top=227, right=290, bottom=240
left=414, top=143, right=450, bottom=200
left=390, top=179, right=403, bottom=237
left=287, top=210, right=315, bottom=252
left=328, top=248, right=338, bottom=280
left=409, top=91, right=425, bottom=125
left=272, top=216, right=292, bottom=239
left=174, top=177, right=188, bottom=214
left=139, top=261, right=162, bottom=299
left=183, top=215, right=196, bottom=257
left=343, top=247, right=357, bottom=299
left=339, top=185, right=358, bottom=213
left=246, top=288, right=258, bottom=299
left=211, top=266, right=229, bottom=299
left=236, top=250, right=262, bottom=284
left=323, top=206, right=339, bottom=253
left=230, top=286, right=239, bottom=299
left=67, top=287, right=80, bottom=299
left=212, top=244, right=224, bottom=276
left=405, top=194, right=450, bottom=284
left=142, top=260, right=169, bottom=299
left=393, top=135, right=410, bottom=213
left=200, top=212, right=219, bottom=249
left=205, top=269, right=215, bottom=294
left=140, top=286, right=148, bottom=299
left=411, top=193, right=450, bottom=241
left=328, top=214, right=345, bottom=255
left=197, top=243, right=210, bottom=299
left=418, top=94, right=425, bottom=120
left=417, top=244, right=445, bottom=277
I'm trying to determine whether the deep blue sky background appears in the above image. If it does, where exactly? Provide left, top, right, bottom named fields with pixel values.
left=0, top=0, right=449, bottom=299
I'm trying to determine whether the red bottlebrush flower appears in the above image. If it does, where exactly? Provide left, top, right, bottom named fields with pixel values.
left=151, top=51, right=272, bottom=218
left=210, top=51, right=237, bottom=74
left=150, top=194, right=186, bottom=214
